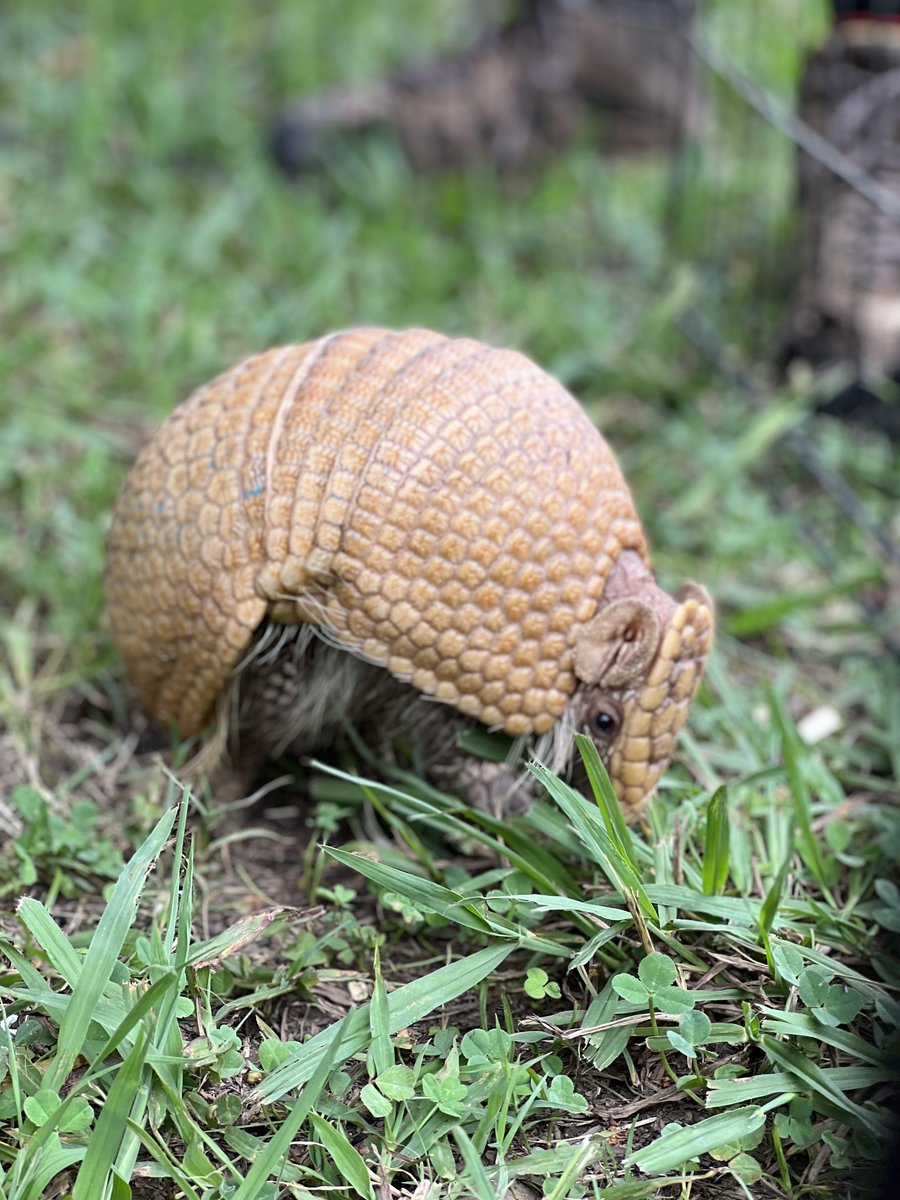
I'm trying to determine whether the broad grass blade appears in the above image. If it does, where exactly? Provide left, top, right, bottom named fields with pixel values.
left=42, top=804, right=177, bottom=1093
left=702, top=786, right=730, bottom=895
left=253, top=943, right=513, bottom=1102
left=627, top=1106, right=764, bottom=1173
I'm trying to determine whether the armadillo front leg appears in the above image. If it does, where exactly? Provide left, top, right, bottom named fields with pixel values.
left=228, top=624, right=380, bottom=781
left=431, top=757, right=532, bottom=816
left=230, top=624, right=531, bottom=812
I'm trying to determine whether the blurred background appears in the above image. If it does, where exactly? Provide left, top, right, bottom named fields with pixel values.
left=1, top=0, right=897, bottom=773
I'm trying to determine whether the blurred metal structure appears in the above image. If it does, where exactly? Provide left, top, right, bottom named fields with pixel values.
left=782, top=5, right=900, bottom=435
left=270, top=0, right=899, bottom=623
left=681, top=2, right=899, bottom=655
left=273, top=0, right=707, bottom=175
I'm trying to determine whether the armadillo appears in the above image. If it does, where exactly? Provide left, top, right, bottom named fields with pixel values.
left=105, top=328, right=713, bottom=816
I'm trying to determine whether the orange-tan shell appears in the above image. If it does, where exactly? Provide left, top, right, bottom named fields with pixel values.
left=105, top=328, right=647, bottom=739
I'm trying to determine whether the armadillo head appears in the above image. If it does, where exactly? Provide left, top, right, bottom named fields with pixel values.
left=568, top=551, right=713, bottom=819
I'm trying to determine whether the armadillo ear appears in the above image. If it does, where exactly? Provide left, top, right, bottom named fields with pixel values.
left=676, top=581, right=713, bottom=610
left=575, top=598, right=662, bottom=687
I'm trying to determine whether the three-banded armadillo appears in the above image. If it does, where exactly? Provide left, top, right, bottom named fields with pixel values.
left=105, top=328, right=713, bottom=816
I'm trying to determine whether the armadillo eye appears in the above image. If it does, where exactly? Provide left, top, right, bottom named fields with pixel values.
left=593, top=706, right=619, bottom=737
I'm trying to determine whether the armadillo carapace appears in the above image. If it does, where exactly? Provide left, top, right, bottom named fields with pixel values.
left=105, top=327, right=713, bottom=816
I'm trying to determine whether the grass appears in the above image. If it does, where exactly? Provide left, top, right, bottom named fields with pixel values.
left=1, top=0, right=898, bottom=1196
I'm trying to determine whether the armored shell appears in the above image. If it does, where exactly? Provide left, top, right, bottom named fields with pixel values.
left=106, top=328, right=649, bottom=742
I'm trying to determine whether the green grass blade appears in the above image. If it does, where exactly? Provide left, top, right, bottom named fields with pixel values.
left=707, top=1065, right=898, bottom=1106
left=14, top=901, right=84, bottom=985
left=627, top=1106, right=765, bottom=1174
left=122, top=1123, right=203, bottom=1200
left=759, top=852, right=791, bottom=940
left=252, top=943, right=513, bottom=1103
left=581, top=979, right=633, bottom=1072
left=702, top=786, right=730, bottom=894
left=232, top=1018, right=346, bottom=1200
left=19, top=1142, right=84, bottom=1200
left=528, top=761, right=657, bottom=922
left=769, top=690, right=832, bottom=896
left=501, top=894, right=630, bottom=922
left=369, top=945, right=392, bottom=1079
left=309, top=1113, right=376, bottom=1200
left=0, top=937, right=46, bottom=990
left=182, top=907, right=286, bottom=970
left=573, top=733, right=635, bottom=861
left=452, top=1126, right=498, bottom=1200
left=1, top=987, right=129, bottom=1041
left=324, top=847, right=495, bottom=935
left=163, top=786, right=192, bottom=958
left=313, top=759, right=581, bottom=899
left=760, top=1035, right=891, bottom=1136
left=759, top=1011, right=894, bottom=1066
left=71, top=1027, right=150, bottom=1200
left=14, top=971, right=178, bottom=1181
left=43, top=805, right=177, bottom=1093
left=326, top=847, right=572, bottom=955
left=637, top=885, right=761, bottom=924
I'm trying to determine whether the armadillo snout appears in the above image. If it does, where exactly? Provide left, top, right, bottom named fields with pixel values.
left=604, top=583, right=714, bottom=817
